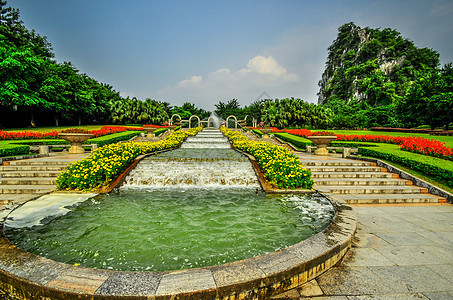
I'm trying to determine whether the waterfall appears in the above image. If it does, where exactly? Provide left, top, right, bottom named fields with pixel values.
left=122, top=128, right=260, bottom=188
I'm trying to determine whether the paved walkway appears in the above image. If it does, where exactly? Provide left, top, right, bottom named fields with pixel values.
left=274, top=204, right=453, bottom=299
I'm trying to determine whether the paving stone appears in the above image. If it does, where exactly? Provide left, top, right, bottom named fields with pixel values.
left=298, top=279, right=324, bottom=297
left=421, top=291, right=453, bottom=299
left=155, top=269, right=216, bottom=296
left=374, top=245, right=449, bottom=266
left=376, top=232, right=436, bottom=246
left=94, top=272, right=161, bottom=296
left=317, top=266, right=407, bottom=295
left=416, top=231, right=453, bottom=246
left=370, top=265, right=453, bottom=293
left=425, top=264, right=453, bottom=284
left=270, top=288, right=301, bottom=299
left=347, top=293, right=429, bottom=299
left=353, top=233, right=391, bottom=248
left=45, top=266, right=111, bottom=294
left=342, top=248, right=395, bottom=267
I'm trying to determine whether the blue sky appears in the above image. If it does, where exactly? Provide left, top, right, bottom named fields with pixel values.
left=10, top=0, right=453, bottom=110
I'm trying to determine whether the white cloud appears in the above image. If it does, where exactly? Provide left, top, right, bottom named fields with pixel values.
left=157, top=55, right=301, bottom=109
left=176, top=75, right=203, bottom=88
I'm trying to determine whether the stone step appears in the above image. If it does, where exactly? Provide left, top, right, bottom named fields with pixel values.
left=0, top=170, right=63, bottom=178
left=316, top=185, right=426, bottom=195
left=329, top=193, right=444, bottom=204
left=0, top=194, right=41, bottom=205
left=0, top=165, right=66, bottom=172
left=302, top=161, right=371, bottom=167
left=7, top=160, right=74, bottom=166
left=0, top=185, right=55, bottom=194
left=314, top=178, right=408, bottom=186
left=307, top=166, right=384, bottom=173
left=311, top=172, right=395, bottom=179
left=0, top=178, right=56, bottom=185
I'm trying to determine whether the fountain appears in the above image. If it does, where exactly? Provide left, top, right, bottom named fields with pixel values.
left=207, top=112, right=222, bottom=128
left=0, top=127, right=356, bottom=299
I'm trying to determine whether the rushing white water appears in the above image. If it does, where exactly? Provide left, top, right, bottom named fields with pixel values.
left=122, top=128, right=259, bottom=188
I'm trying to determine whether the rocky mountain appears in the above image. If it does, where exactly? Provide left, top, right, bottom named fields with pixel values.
left=317, top=22, right=439, bottom=106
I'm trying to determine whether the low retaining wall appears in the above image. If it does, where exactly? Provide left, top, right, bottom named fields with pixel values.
left=0, top=193, right=356, bottom=299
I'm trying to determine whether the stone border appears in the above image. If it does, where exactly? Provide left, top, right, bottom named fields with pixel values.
left=0, top=193, right=356, bottom=299
left=347, top=155, right=453, bottom=203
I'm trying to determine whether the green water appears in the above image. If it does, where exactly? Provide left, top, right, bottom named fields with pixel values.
left=5, top=188, right=334, bottom=272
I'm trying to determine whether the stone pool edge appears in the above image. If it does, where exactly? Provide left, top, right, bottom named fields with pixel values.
left=0, top=192, right=356, bottom=300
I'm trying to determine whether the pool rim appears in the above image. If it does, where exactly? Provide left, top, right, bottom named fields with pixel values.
left=0, top=192, right=356, bottom=299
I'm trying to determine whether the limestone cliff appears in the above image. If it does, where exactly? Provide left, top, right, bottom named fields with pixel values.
left=317, top=22, right=439, bottom=106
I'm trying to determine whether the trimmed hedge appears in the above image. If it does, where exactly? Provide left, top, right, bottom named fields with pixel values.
left=0, top=144, right=30, bottom=157
left=83, top=131, right=142, bottom=147
left=251, top=129, right=263, bottom=138
left=358, top=144, right=453, bottom=188
left=154, top=128, right=168, bottom=137
left=273, top=132, right=312, bottom=150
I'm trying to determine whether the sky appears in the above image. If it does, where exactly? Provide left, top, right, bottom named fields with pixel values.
left=9, top=0, right=453, bottom=111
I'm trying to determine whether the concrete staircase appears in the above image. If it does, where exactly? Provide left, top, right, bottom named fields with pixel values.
left=298, top=154, right=446, bottom=204
left=0, top=154, right=88, bottom=205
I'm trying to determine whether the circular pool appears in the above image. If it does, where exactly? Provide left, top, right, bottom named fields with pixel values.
left=4, top=188, right=335, bottom=272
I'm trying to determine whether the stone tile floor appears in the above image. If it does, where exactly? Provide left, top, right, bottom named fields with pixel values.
left=273, top=204, right=453, bottom=299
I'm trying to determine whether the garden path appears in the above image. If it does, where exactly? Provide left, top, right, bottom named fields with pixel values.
left=272, top=203, right=453, bottom=299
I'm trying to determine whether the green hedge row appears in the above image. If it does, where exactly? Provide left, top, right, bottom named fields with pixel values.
left=251, top=129, right=263, bottom=138
left=83, top=131, right=142, bottom=147
left=11, top=139, right=69, bottom=146
left=273, top=133, right=312, bottom=149
left=154, top=128, right=168, bottom=136
left=0, top=144, right=30, bottom=157
left=358, top=145, right=453, bottom=188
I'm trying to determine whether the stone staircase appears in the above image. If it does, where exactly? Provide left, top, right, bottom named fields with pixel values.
left=0, top=154, right=88, bottom=205
left=298, top=154, right=446, bottom=204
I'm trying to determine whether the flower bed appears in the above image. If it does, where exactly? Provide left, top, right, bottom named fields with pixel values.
left=277, top=129, right=453, bottom=161
left=221, top=128, right=313, bottom=189
left=0, top=126, right=144, bottom=141
left=56, top=127, right=201, bottom=191
left=399, top=137, right=453, bottom=161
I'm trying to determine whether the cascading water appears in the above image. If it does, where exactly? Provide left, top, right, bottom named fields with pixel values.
left=123, top=128, right=260, bottom=187
left=4, top=127, right=335, bottom=272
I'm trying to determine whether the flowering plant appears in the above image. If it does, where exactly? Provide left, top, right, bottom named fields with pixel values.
left=308, top=131, right=336, bottom=136
left=56, top=127, right=202, bottom=191
left=60, top=128, right=91, bottom=134
left=221, top=127, right=313, bottom=189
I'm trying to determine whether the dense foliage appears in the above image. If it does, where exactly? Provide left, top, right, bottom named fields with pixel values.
left=0, top=1, right=205, bottom=128
left=221, top=127, right=314, bottom=189
left=214, top=98, right=333, bottom=129
left=56, top=127, right=201, bottom=191
left=318, top=22, right=452, bottom=129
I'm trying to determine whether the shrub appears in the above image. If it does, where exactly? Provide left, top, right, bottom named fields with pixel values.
left=273, top=133, right=313, bottom=150
left=252, top=129, right=263, bottom=138
left=221, top=128, right=314, bottom=189
left=85, top=131, right=142, bottom=147
left=0, top=144, right=30, bottom=157
left=358, top=145, right=453, bottom=188
left=154, top=128, right=168, bottom=137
